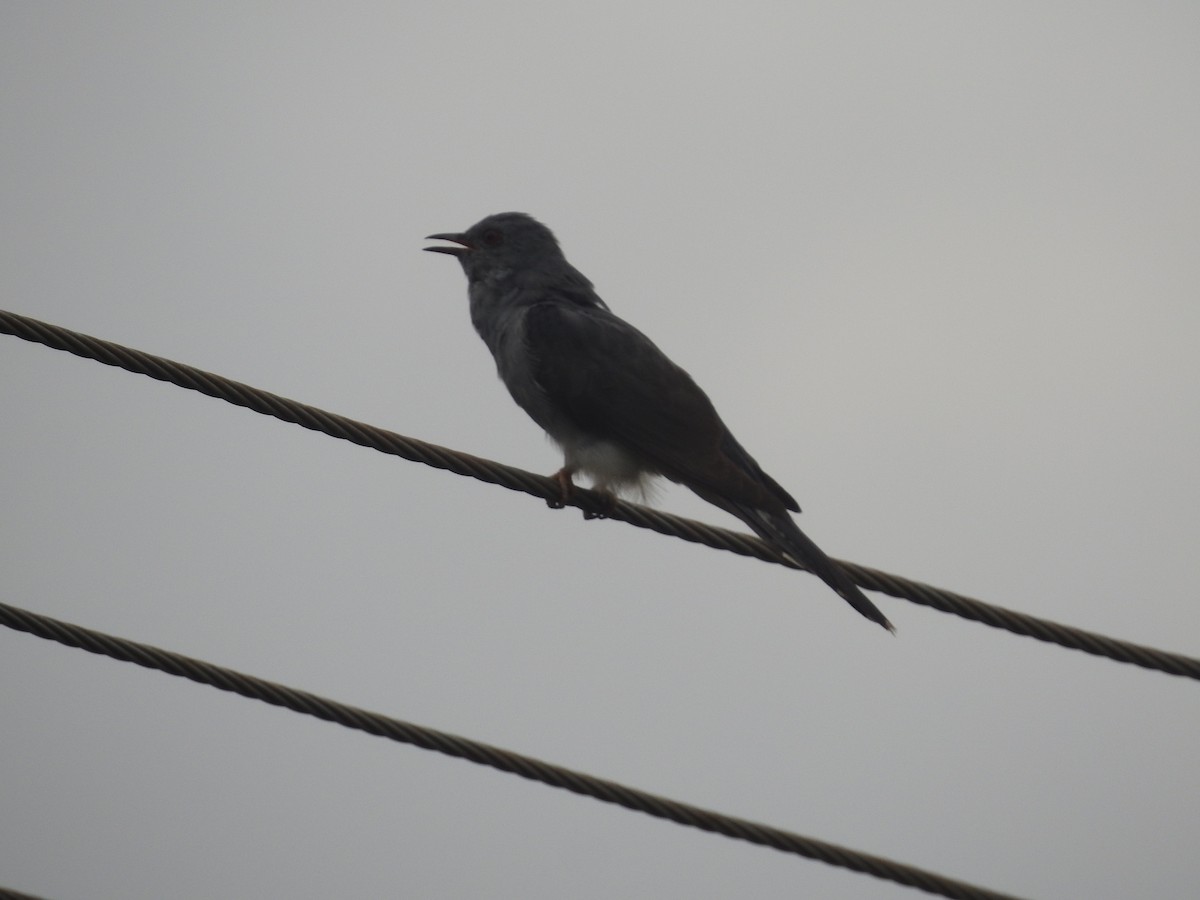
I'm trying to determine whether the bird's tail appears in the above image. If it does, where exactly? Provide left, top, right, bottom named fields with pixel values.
left=732, top=504, right=894, bottom=632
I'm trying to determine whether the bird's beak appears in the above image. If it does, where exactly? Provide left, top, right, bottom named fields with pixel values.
left=424, top=232, right=473, bottom=257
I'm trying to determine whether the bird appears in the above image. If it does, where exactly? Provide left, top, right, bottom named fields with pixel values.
left=425, top=212, right=892, bottom=632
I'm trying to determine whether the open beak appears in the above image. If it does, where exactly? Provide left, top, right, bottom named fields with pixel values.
left=424, top=232, right=473, bottom=257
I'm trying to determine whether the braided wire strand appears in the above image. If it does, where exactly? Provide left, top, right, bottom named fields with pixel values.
left=0, top=600, right=1027, bottom=900
left=2, top=308, right=1198, bottom=681
left=0, top=887, right=50, bottom=900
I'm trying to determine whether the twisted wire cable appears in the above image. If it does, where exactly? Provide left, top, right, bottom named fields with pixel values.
left=3, top=308, right=1197, bottom=681
left=0, top=886, right=50, bottom=900
left=0, top=600, right=1027, bottom=900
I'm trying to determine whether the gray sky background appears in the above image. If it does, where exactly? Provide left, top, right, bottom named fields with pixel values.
left=3, top=4, right=1198, bottom=899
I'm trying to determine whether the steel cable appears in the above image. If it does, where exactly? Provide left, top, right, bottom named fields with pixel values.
left=3, top=308, right=1197, bottom=681
left=0, top=886, right=50, bottom=900
left=0, top=600, right=1027, bottom=900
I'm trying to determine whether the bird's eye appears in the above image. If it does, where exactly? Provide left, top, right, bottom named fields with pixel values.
left=480, top=228, right=503, bottom=247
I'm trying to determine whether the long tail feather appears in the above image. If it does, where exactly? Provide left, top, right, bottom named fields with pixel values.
left=699, top=495, right=894, bottom=631
left=748, top=507, right=893, bottom=631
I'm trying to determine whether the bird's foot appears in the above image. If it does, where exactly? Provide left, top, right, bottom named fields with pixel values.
left=547, top=469, right=619, bottom=519
left=582, top=489, right=620, bottom=520
left=547, top=467, right=575, bottom=509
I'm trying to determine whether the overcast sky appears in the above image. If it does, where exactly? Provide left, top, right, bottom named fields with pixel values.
left=2, top=4, right=1198, bottom=899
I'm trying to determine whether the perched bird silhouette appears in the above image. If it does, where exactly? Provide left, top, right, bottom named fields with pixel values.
left=426, top=212, right=892, bottom=631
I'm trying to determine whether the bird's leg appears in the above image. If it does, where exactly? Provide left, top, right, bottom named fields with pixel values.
left=548, top=467, right=575, bottom=509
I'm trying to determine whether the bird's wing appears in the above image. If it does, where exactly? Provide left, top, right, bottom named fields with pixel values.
left=525, top=300, right=798, bottom=513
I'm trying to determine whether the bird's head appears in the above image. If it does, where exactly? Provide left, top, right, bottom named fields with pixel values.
left=425, top=212, right=566, bottom=285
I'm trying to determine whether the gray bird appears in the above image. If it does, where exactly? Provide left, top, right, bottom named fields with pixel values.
left=426, top=212, right=892, bottom=632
